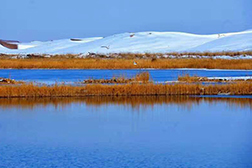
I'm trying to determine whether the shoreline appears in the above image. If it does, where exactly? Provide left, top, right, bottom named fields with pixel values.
left=1, top=68, right=252, bottom=71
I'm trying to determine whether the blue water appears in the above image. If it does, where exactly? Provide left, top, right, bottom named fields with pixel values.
left=0, top=69, right=252, bottom=84
left=0, top=97, right=251, bottom=168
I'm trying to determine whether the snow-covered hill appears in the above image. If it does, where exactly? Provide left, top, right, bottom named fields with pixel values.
left=189, top=31, right=252, bottom=52
left=1, top=30, right=251, bottom=55
left=17, top=37, right=103, bottom=54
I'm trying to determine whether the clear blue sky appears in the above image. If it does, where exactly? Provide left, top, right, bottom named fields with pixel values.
left=0, top=0, right=251, bottom=42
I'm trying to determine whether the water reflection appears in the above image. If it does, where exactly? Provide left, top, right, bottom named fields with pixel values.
left=0, top=96, right=251, bottom=111
left=0, top=96, right=251, bottom=167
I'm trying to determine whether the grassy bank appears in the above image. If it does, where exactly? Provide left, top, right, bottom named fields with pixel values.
left=0, top=82, right=251, bottom=98
left=0, top=58, right=252, bottom=69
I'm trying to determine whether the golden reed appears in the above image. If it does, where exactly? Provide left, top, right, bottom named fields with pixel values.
left=0, top=58, right=252, bottom=69
left=0, top=82, right=251, bottom=98
left=83, top=72, right=150, bottom=84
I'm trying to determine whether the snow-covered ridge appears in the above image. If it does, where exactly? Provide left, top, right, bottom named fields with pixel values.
left=1, top=30, right=252, bottom=55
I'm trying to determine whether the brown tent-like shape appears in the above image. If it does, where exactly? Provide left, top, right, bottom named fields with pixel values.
left=0, top=40, right=18, bottom=49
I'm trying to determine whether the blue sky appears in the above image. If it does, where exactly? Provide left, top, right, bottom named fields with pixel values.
left=0, top=0, right=251, bottom=42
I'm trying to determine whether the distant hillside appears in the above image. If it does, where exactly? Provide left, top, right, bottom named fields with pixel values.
left=1, top=30, right=251, bottom=55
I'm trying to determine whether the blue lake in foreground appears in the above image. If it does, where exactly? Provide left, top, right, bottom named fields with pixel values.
left=0, top=96, right=251, bottom=168
left=0, top=69, right=252, bottom=84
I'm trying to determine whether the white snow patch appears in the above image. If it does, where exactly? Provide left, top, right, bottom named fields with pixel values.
left=0, top=30, right=251, bottom=55
left=208, top=76, right=252, bottom=80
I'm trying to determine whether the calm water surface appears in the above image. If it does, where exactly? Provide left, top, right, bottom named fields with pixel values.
left=1, top=69, right=252, bottom=84
left=0, top=96, right=251, bottom=168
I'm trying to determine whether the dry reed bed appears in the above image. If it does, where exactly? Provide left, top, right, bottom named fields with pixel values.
left=0, top=82, right=251, bottom=98
left=83, top=72, right=150, bottom=84
left=0, top=58, right=252, bottom=69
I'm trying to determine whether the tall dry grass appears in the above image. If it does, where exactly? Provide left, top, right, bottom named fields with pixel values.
left=0, top=82, right=251, bottom=98
left=0, top=58, right=252, bottom=69
left=83, top=72, right=150, bottom=84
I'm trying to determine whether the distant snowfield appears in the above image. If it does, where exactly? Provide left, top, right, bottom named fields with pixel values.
left=0, top=30, right=252, bottom=55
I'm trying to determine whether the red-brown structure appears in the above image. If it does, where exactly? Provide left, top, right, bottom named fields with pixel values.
left=0, top=40, right=18, bottom=49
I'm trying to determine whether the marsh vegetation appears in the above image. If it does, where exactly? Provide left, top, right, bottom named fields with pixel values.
left=1, top=51, right=252, bottom=69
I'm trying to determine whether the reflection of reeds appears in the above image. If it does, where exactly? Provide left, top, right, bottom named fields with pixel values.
left=0, top=58, right=252, bottom=69
left=0, top=96, right=251, bottom=110
left=0, top=82, right=251, bottom=98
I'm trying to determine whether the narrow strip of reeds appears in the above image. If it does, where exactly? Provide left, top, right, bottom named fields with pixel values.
left=0, top=58, right=252, bottom=69
left=0, top=82, right=251, bottom=98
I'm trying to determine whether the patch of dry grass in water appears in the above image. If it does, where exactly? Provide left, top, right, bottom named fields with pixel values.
left=83, top=72, right=150, bottom=84
left=0, top=77, right=24, bottom=85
